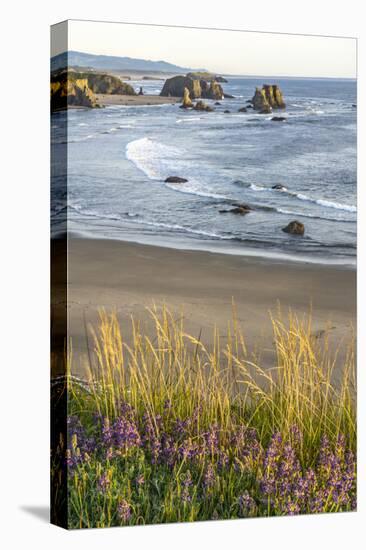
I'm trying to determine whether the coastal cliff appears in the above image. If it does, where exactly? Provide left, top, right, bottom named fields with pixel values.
left=51, top=70, right=136, bottom=111
left=51, top=72, right=99, bottom=110
left=79, top=72, right=136, bottom=95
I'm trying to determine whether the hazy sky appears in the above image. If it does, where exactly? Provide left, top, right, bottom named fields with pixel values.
left=62, top=20, right=356, bottom=78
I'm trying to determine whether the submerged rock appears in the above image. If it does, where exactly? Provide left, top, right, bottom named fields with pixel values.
left=282, top=221, right=305, bottom=235
left=271, top=116, right=287, bottom=122
left=272, top=184, right=286, bottom=190
left=165, top=176, right=188, bottom=183
left=224, top=110, right=231, bottom=113
left=219, top=204, right=252, bottom=215
left=238, top=107, right=247, bottom=113
left=194, top=100, right=214, bottom=112
left=215, top=101, right=221, bottom=105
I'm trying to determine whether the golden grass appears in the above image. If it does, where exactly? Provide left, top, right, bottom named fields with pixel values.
left=68, top=305, right=356, bottom=460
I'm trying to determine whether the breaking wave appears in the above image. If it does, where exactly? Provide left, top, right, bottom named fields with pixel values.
left=126, top=137, right=229, bottom=200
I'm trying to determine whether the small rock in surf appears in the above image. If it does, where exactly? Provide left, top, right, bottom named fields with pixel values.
left=282, top=221, right=305, bottom=235
left=165, top=176, right=188, bottom=183
left=219, top=204, right=252, bottom=215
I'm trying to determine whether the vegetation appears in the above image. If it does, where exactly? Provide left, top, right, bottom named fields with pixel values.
left=52, top=306, right=356, bottom=528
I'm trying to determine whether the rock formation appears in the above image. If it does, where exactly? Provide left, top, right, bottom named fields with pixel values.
left=219, top=204, right=252, bottom=215
left=252, top=88, right=272, bottom=113
left=180, top=87, right=193, bottom=109
left=194, top=100, right=214, bottom=112
left=187, top=72, right=228, bottom=83
left=161, top=75, right=224, bottom=100
left=51, top=71, right=99, bottom=110
left=282, top=221, right=305, bottom=235
left=165, top=176, right=188, bottom=183
left=78, top=71, right=136, bottom=95
left=50, top=69, right=136, bottom=110
left=252, top=84, right=286, bottom=113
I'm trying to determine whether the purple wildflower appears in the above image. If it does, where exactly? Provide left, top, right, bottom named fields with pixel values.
left=203, top=463, right=216, bottom=491
left=117, top=499, right=132, bottom=523
left=238, top=491, right=257, bottom=517
left=97, top=472, right=110, bottom=493
left=181, top=470, right=193, bottom=503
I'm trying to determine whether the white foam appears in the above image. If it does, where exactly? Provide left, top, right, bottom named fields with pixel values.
left=296, top=193, right=356, bottom=213
left=248, top=183, right=356, bottom=213
left=126, top=137, right=230, bottom=200
left=128, top=217, right=233, bottom=240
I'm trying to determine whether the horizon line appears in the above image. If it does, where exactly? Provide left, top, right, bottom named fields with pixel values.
left=51, top=49, right=357, bottom=81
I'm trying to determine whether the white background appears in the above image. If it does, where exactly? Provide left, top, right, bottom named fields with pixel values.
left=1, top=1, right=364, bottom=548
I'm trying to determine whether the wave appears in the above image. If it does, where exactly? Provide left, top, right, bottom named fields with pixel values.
left=126, top=137, right=230, bottom=200
left=275, top=207, right=354, bottom=222
left=296, top=194, right=356, bottom=213
left=176, top=117, right=203, bottom=123
left=127, top=218, right=234, bottom=240
left=247, top=183, right=356, bottom=213
left=67, top=134, right=95, bottom=143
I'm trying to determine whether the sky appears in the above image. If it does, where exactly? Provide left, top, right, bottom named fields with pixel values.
left=56, top=20, right=356, bottom=78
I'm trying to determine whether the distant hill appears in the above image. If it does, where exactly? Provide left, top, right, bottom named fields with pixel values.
left=51, top=50, right=206, bottom=74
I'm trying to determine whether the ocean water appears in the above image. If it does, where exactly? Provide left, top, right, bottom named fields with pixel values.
left=51, top=76, right=357, bottom=266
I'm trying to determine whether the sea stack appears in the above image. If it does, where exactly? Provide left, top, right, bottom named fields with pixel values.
left=161, top=75, right=224, bottom=100
left=252, top=84, right=286, bottom=113
left=180, top=87, right=193, bottom=108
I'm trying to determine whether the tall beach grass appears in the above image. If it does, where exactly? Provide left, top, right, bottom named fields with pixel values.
left=53, top=305, right=356, bottom=528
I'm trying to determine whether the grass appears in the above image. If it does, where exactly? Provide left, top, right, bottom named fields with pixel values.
left=52, top=305, right=356, bottom=528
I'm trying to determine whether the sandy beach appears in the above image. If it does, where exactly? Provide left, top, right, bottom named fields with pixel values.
left=96, top=93, right=180, bottom=106
left=51, top=238, right=356, bottom=378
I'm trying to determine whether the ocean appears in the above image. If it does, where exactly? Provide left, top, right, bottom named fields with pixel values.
left=51, top=76, right=357, bottom=266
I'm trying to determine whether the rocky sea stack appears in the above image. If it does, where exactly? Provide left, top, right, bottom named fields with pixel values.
left=252, top=84, right=286, bottom=113
left=161, top=75, right=225, bottom=100
left=180, top=87, right=194, bottom=109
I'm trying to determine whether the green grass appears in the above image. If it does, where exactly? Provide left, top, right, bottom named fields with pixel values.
left=52, top=306, right=356, bottom=528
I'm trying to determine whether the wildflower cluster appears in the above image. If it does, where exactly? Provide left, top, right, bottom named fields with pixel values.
left=65, top=404, right=356, bottom=528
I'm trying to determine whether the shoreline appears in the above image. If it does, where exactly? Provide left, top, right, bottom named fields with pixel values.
left=52, top=238, right=356, bottom=379
left=65, top=231, right=357, bottom=269
left=95, top=93, right=180, bottom=106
